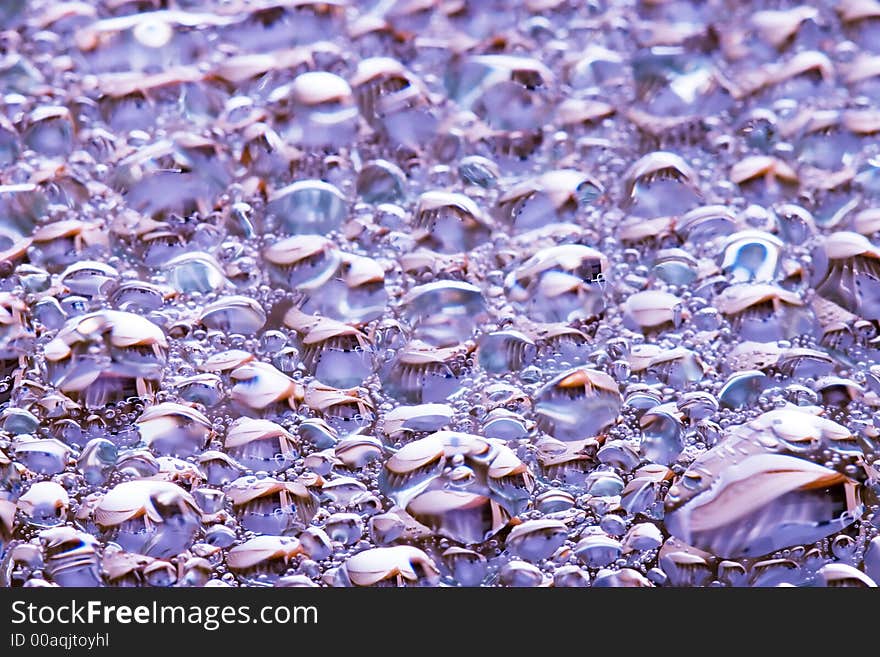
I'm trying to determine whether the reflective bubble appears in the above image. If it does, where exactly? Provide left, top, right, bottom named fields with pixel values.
left=640, top=404, right=685, bottom=466
left=224, top=417, right=298, bottom=473
left=13, top=437, right=71, bottom=476
left=498, top=171, right=603, bottom=232
left=39, top=527, right=103, bottom=587
left=380, top=343, right=469, bottom=404
left=77, top=438, right=118, bottom=485
left=448, top=55, right=554, bottom=132
left=266, top=180, right=347, bottom=236
left=536, top=368, right=622, bottom=440
left=413, top=192, right=491, bottom=253
left=813, top=232, right=880, bottom=320
left=137, top=403, right=213, bottom=457
left=380, top=432, right=533, bottom=544
left=94, top=481, right=202, bottom=558
left=442, top=547, right=487, bottom=586
left=623, top=152, right=702, bottom=219
left=401, top=280, right=486, bottom=347
left=343, top=546, right=440, bottom=588
left=18, top=482, right=69, bottom=528
left=506, top=245, right=608, bottom=322
left=226, top=475, right=317, bottom=536
left=665, top=407, right=864, bottom=558
left=574, top=534, right=623, bottom=569
left=227, top=535, right=305, bottom=582
left=506, top=519, right=568, bottom=562
left=497, top=560, right=546, bottom=587
left=721, top=230, right=783, bottom=283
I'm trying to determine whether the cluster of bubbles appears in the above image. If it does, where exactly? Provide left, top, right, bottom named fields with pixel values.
left=3, top=0, right=880, bottom=587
